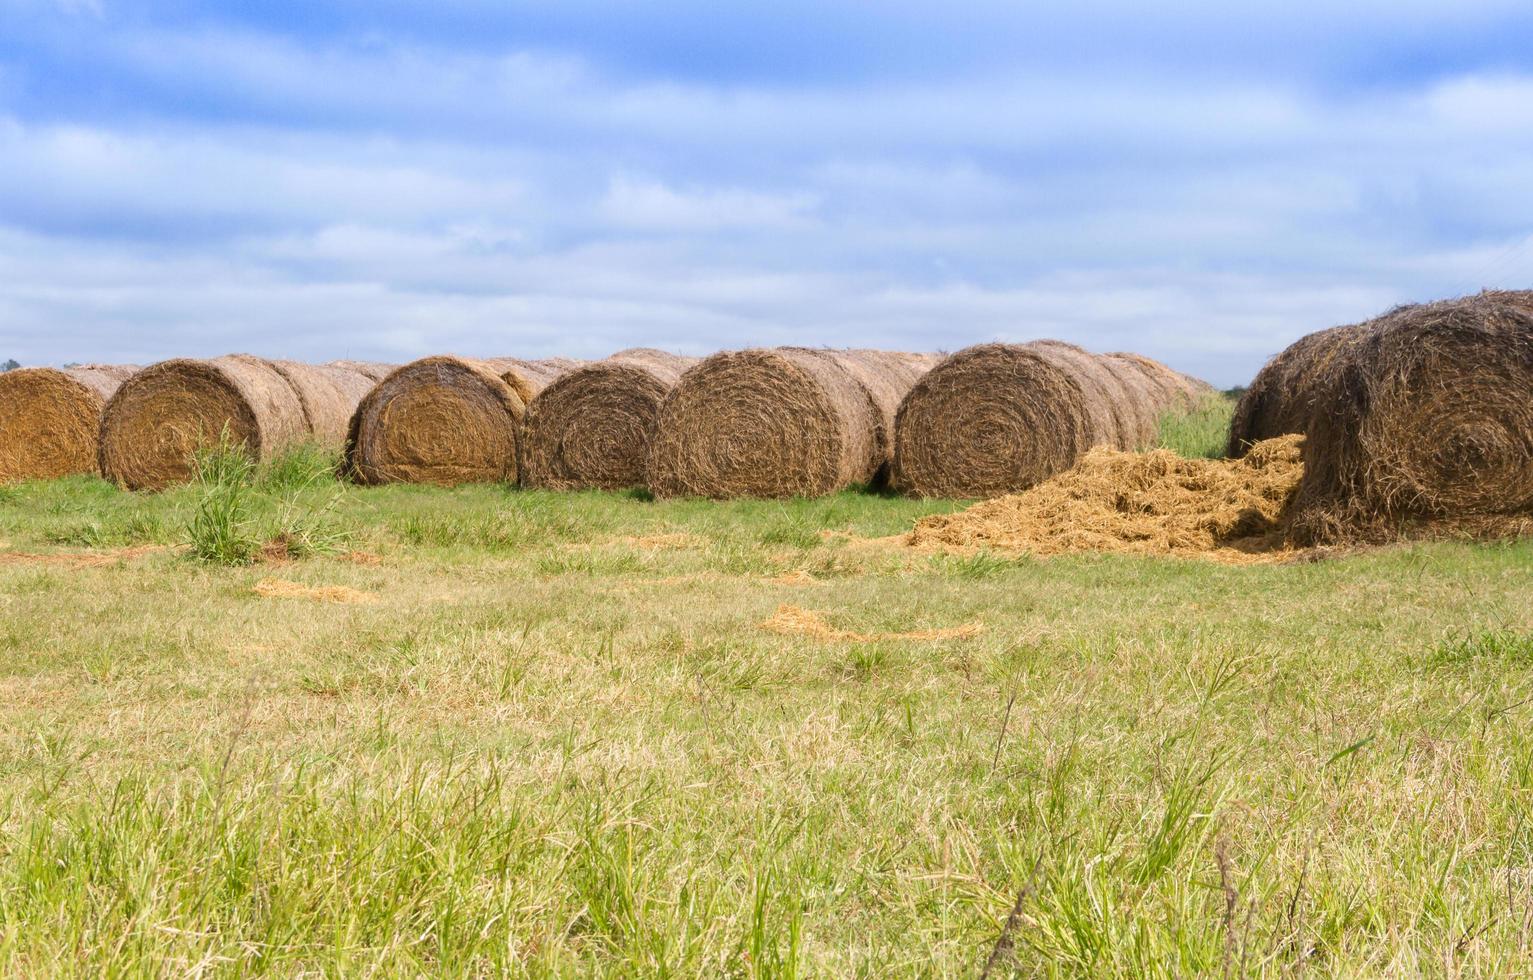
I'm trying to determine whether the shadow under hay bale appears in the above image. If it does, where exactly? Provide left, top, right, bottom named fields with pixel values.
left=1287, top=290, right=1533, bottom=545
left=0, top=365, right=138, bottom=483
left=521, top=348, right=698, bottom=491
left=647, top=348, right=940, bottom=499
left=891, top=342, right=1203, bottom=499
left=346, top=355, right=580, bottom=486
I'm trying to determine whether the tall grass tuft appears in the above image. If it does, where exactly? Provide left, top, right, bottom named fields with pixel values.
left=187, top=431, right=260, bottom=564
left=1154, top=394, right=1235, bottom=459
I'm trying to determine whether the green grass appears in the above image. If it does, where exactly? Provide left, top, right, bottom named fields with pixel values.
left=1155, top=394, right=1237, bottom=459
left=1, top=449, right=1533, bottom=974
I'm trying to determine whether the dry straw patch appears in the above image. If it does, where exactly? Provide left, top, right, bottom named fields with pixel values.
left=0, top=365, right=138, bottom=483
left=252, top=577, right=377, bottom=605
left=892, top=342, right=1205, bottom=499
left=647, top=348, right=939, bottom=498
left=759, top=603, right=984, bottom=642
left=908, top=435, right=1304, bottom=563
left=346, top=356, right=579, bottom=486
left=0, top=545, right=170, bottom=568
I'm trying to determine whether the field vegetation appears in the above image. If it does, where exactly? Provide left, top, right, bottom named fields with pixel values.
left=0, top=401, right=1530, bottom=975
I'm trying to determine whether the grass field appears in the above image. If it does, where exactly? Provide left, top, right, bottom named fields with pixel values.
left=2, top=407, right=1533, bottom=975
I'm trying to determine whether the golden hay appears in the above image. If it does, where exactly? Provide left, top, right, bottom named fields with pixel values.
left=251, top=577, right=377, bottom=605
left=101, top=355, right=303, bottom=490
left=521, top=349, right=698, bottom=490
left=893, top=342, right=1202, bottom=499
left=346, top=356, right=580, bottom=486
left=326, top=360, right=395, bottom=383
left=758, top=603, right=984, bottom=642
left=647, top=348, right=939, bottom=498
left=0, top=545, right=170, bottom=568
left=907, top=434, right=1304, bottom=563
left=0, top=365, right=138, bottom=482
left=1287, top=291, right=1533, bottom=544
left=99, top=356, right=378, bottom=489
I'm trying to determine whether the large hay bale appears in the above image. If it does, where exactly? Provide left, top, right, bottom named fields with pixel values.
left=486, top=358, right=582, bottom=407
left=268, top=360, right=380, bottom=448
left=346, top=356, right=578, bottom=485
left=521, top=348, right=698, bottom=490
left=1288, top=291, right=1533, bottom=544
left=893, top=342, right=1196, bottom=498
left=0, top=365, right=138, bottom=482
left=100, top=355, right=318, bottom=490
left=647, top=347, right=938, bottom=498
left=327, top=360, right=395, bottom=383
left=1225, top=325, right=1366, bottom=457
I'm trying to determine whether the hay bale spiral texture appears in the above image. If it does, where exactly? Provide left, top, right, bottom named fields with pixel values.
left=892, top=342, right=1205, bottom=499
left=100, top=355, right=319, bottom=490
left=1288, top=290, right=1533, bottom=544
left=346, top=356, right=578, bottom=486
left=647, top=348, right=939, bottom=498
left=1226, top=324, right=1366, bottom=457
left=521, top=349, right=698, bottom=490
left=0, top=365, right=138, bottom=482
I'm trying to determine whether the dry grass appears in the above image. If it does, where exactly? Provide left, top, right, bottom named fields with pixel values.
left=1, top=466, right=1532, bottom=974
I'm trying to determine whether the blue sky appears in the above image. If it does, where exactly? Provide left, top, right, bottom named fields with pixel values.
left=3, top=1, right=1533, bottom=384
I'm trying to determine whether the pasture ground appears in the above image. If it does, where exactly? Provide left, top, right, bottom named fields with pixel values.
left=1, top=411, right=1531, bottom=975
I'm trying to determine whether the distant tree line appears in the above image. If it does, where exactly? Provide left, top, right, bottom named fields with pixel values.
left=1, top=359, right=19, bottom=372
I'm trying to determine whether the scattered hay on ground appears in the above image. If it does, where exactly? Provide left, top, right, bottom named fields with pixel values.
left=647, top=348, right=939, bottom=498
left=614, top=532, right=705, bottom=550
left=766, top=570, right=827, bottom=585
left=758, top=603, right=983, bottom=642
left=907, top=435, right=1305, bottom=563
left=0, top=545, right=170, bottom=568
left=521, top=349, right=698, bottom=490
left=0, top=365, right=138, bottom=483
left=251, top=577, right=377, bottom=604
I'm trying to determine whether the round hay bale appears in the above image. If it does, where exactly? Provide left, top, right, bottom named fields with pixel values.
left=346, top=356, right=530, bottom=486
left=0, top=365, right=138, bottom=482
left=327, top=360, right=395, bottom=383
left=1096, top=355, right=1162, bottom=449
left=521, top=349, right=698, bottom=490
left=892, top=342, right=1107, bottom=499
left=486, top=358, right=584, bottom=407
left=1289, top=291, right=1533, bottom=543
left=646, top=347, right=937, bottom=498
left=1225, top=324, right=1366, bottom=457
left=99, top=355, right=309, bottom=490
left=1028, top=340, right=1137, bottom=449
left=267, top=360, right=379, bottom=448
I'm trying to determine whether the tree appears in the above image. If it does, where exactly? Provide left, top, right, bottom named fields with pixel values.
left=1, top=359, right=19, bottom=372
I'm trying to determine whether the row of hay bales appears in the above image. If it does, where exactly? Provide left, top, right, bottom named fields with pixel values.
left=1, top=342, right=1202, bottom=498
left=1229, top=289, right=1533, bottom=544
